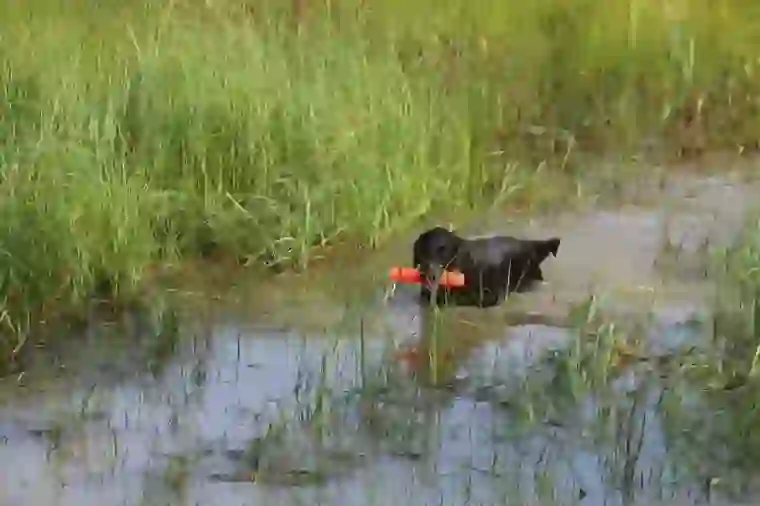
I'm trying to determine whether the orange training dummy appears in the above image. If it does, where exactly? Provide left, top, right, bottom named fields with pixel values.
left=388, top=266, right=465, bottom=287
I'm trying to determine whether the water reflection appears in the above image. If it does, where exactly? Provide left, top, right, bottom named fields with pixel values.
left=0, top=294, right=756, bottom=506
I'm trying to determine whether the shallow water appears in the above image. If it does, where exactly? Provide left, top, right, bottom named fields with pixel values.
left=3, top=163, right=760, bottom=506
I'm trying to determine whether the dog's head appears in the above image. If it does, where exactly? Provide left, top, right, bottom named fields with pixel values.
left=412, top=226, right=463, bottom=286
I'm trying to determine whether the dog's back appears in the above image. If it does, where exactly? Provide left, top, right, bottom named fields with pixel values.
left=464, top=235, right=560, bottom=266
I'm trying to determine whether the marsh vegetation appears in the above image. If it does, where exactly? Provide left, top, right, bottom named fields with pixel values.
left=4, top=2, right=760, bottom=505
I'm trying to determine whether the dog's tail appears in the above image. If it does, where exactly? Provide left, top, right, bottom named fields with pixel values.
left=534, top=237, right=561, bottom=260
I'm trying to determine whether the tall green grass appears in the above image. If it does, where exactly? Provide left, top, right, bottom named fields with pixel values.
left=2, top=0, right=760, bottom=363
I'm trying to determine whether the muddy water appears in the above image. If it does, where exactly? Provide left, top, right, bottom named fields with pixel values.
left=2, top=167, right=760, bottom=506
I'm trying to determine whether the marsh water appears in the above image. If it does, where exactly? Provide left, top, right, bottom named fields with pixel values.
left=3, top=161, right=760, bottom=506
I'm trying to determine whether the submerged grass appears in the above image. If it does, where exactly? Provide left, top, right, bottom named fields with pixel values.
left=3, top=0, right=760, bottom=364
left=698, top=217, right=760, bottom=384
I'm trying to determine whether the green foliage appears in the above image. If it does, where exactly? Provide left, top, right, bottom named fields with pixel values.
left=3, top=0, right=760, bottom=359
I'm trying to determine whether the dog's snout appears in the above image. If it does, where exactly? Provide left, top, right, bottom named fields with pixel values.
left=420, top=263, right=445, bottom=286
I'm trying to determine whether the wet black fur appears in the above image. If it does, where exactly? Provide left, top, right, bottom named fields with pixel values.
left=412, top=226, right=561, bottom=308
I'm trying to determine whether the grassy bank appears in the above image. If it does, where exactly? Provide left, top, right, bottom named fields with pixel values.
left=2, top=0, right=760, bottom=364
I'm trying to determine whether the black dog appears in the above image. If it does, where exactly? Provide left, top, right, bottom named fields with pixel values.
left=412, top=226, right=561, bottom=307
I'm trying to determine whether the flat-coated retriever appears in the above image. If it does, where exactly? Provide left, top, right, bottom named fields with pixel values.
left=413, top=226, right=561, bottom=307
